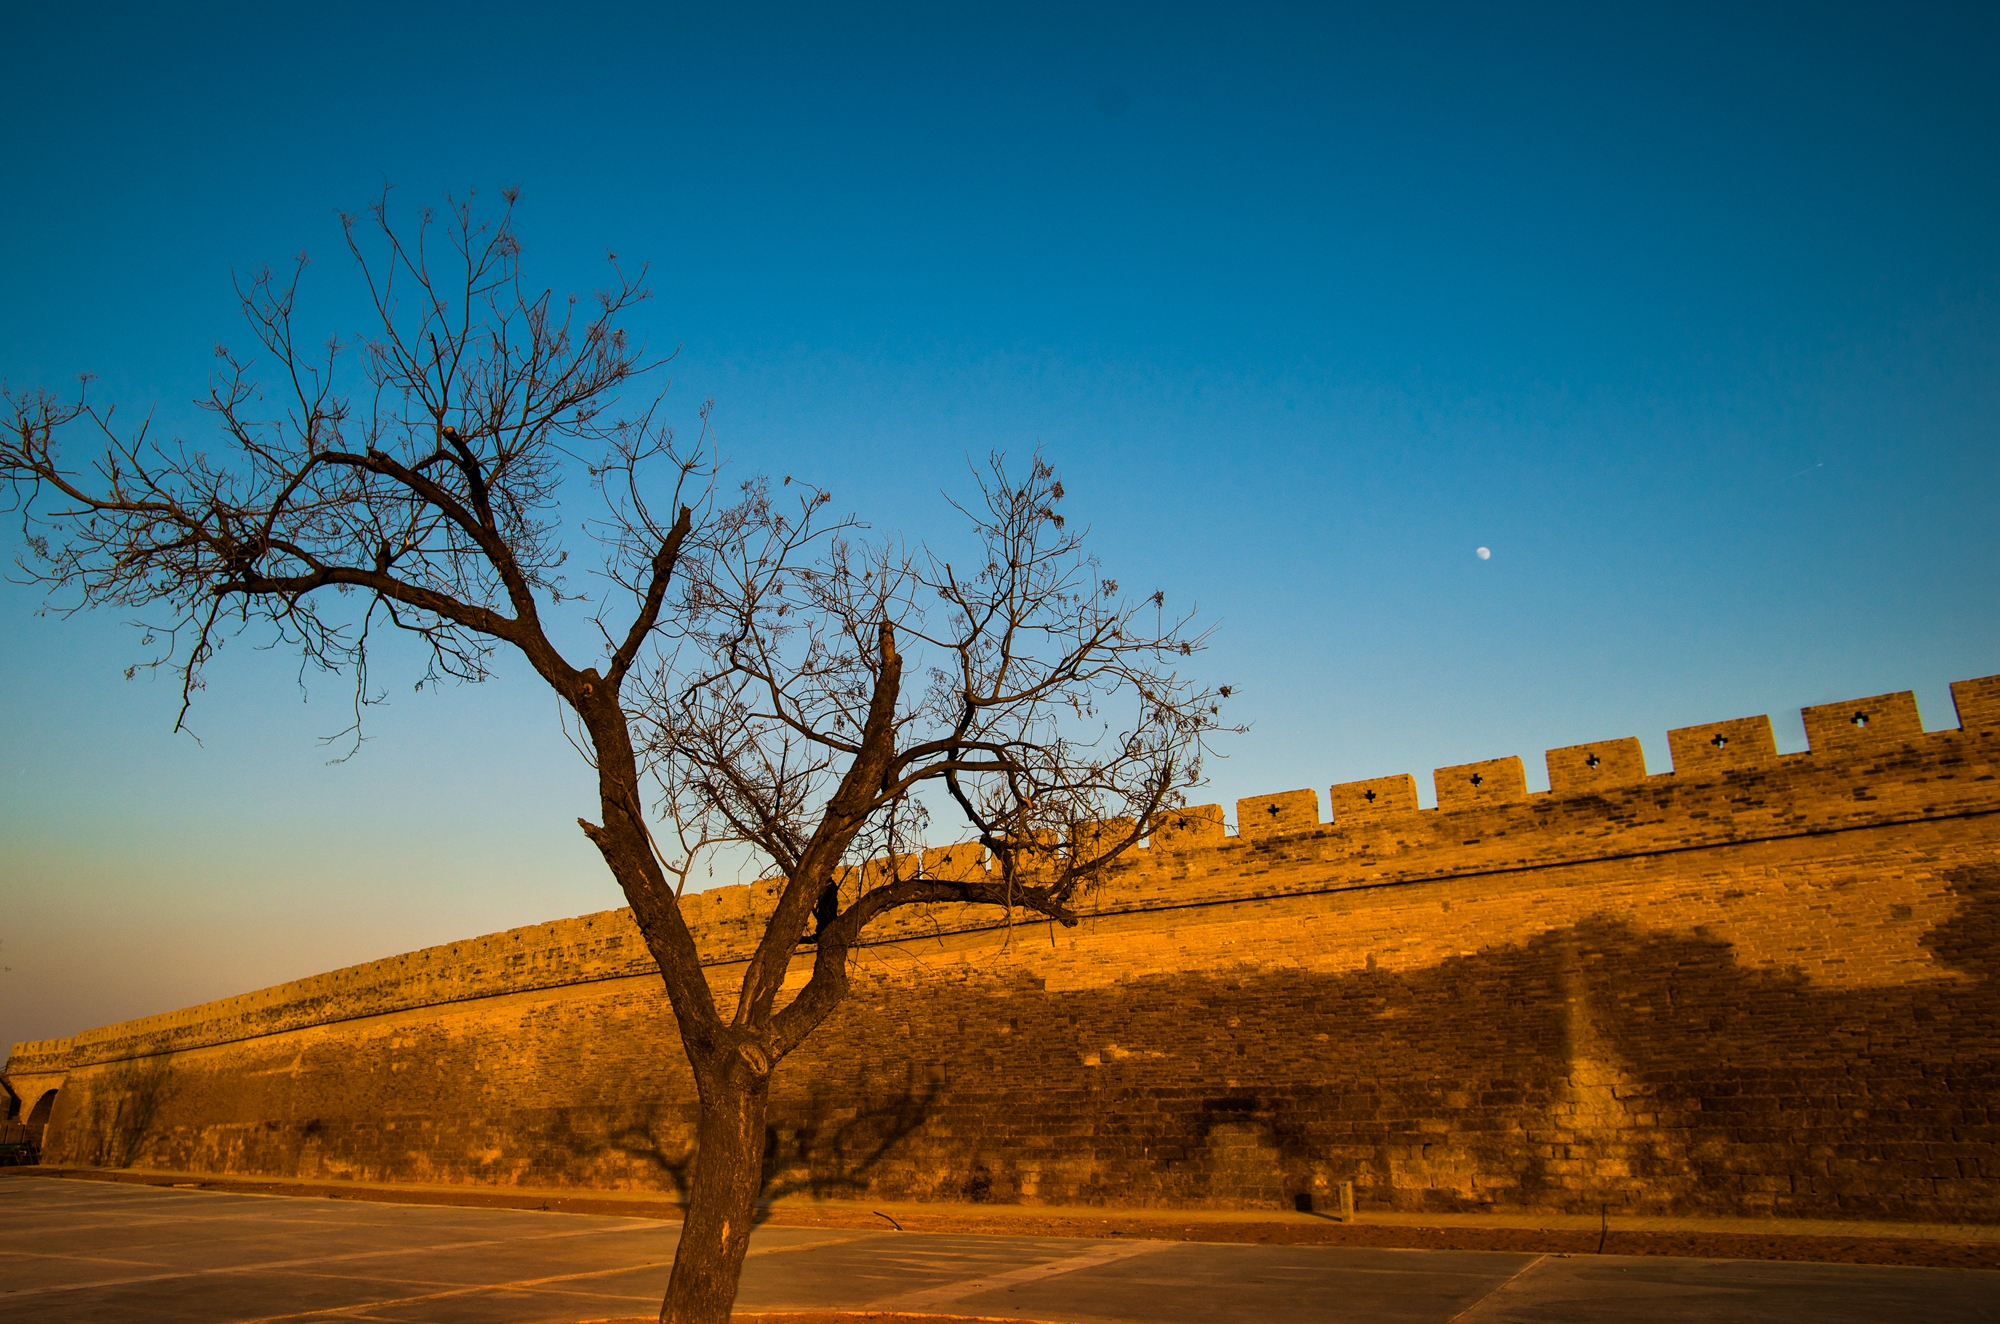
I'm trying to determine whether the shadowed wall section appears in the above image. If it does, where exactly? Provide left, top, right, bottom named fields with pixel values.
left=9, top=677, right=2000, bottom=1223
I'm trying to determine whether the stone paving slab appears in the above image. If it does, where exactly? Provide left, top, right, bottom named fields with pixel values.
left=6, top=1176, right=1999, bottom=1323
left=952, top=1244, right=1523, bottom=1324
left=18, top=1166, right=2000, bottom=1270
left=48, top=1167, right=2000, bottom=1241
left=1449, top=1254, right=2000, bottom=1324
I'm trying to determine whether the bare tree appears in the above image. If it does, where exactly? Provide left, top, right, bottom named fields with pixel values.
left=1, top=191, right=1233, bottom=1324
left=617, top=454, right=1232, bottom=1314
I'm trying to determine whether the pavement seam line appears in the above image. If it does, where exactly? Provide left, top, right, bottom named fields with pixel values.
left=232, top=1256, right=681, bottom=1322
left=0, top=1249, right=170, bottom=1268
left=1444, top=1253, right=1551, bottom=1324
left=230, top=1233, right=881, bottom=1321
left=743, top=1232, right=893, bottom=1258
left=0, top=1217, right=664, bottom=1299
left=868, top=1238, right=1177, bottom=1310
left=7, top=1212, right=457, bottom=1236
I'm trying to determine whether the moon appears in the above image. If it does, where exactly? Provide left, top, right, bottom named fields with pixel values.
left=1476, top=546, right=1491, bottom=560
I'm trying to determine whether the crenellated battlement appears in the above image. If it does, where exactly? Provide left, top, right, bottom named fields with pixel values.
left=11, top=672, right=2000, bottom=1225
left=10, top=673, right=2000, bottom=1079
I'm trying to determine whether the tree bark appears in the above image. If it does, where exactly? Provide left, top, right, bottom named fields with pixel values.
left=659, top=1064, right=771, bottom=1324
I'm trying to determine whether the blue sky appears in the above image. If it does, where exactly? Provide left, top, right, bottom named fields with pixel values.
left=3, top=1, right=1996, bottom=1052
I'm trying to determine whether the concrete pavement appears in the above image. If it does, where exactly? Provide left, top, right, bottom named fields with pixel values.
left=3, top=1176, right=1995, bottom=1323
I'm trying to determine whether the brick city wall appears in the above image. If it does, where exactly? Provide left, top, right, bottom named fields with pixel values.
left=8, top=676, right=2000, bottom=1223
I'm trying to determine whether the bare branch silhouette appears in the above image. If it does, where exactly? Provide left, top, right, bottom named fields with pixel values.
left=0, top=191, right=1235, bottom=1324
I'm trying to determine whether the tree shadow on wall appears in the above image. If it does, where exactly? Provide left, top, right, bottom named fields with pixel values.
left=543, top=1069, right=941, bottom=1223
left=77, top=1051, right=175, bottom=1169
left=540, top=1103, right=696, bottom=1195
left=1065, top=861, right=2000, bottom=1218
left=760, top=1069, right=943, bottom=1211
left=1922, top=863, right=2000, bottom=978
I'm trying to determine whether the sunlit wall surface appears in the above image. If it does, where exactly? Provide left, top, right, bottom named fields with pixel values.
left=2, top=2, right=1995, bottom=1055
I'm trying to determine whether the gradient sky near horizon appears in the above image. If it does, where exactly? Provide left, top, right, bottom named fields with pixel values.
left=3, top=2, right=1997, bottom=1055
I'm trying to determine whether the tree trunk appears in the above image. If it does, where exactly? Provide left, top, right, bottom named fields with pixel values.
left=659, top=1068, right=771, bottom=1324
